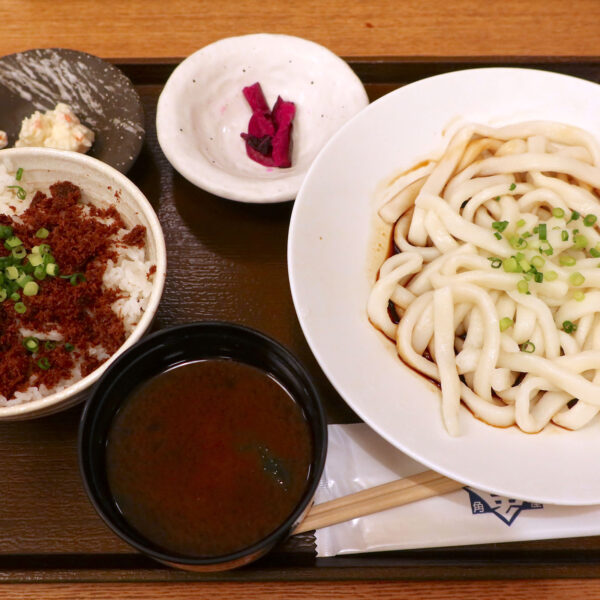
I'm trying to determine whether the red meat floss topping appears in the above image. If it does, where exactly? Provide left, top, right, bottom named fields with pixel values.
left=0, top=181, right=147, bottom=400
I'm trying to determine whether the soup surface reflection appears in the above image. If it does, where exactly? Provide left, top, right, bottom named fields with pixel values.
left=105, top=358, right=313, bottom=557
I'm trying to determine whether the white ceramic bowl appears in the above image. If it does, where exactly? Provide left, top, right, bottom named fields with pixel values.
left=289, top=68, right=600, bottom=505
left=156, top=33, right=369, bottom=203
left=0, top=147, right=166, bottom=420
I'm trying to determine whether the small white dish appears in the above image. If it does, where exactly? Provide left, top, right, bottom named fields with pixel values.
left=156, top=34, right=368, bottom=203
left=288, top=67, right=600, bottom=505
left=0, top=147, right=166, bottom=420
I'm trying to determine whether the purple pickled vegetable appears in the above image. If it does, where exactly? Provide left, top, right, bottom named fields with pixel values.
left=241, top=134, right=273, bottom=157
left=270, top=96, right=295, bottom=168
left=247, top=110, right=275, bottom=138
left=240, top=82, right=295, bottom=168
left=242, top=82, right=270, bottom=114
left=243, top=142, right=276, bottom=167
left=271, top=96, right=296, bottom=126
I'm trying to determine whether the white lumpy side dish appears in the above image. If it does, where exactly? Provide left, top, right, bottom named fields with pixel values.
left=368, top=121, right=600, bottom=435
left=15, top=103, right=95, bottom=153
left=0, top=161, right=154, bottom=406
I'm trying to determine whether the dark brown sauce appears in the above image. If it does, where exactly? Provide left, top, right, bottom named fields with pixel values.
left=105, top=359, right=313, bottom=558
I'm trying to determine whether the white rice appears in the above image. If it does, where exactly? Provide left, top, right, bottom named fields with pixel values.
left=0, top=163, right=154, bottom=406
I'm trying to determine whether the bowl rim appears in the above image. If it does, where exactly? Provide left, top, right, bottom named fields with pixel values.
left=78, top=320, right=328, bottom=567
left=156, top=32, right=368, bottom=204
left=0, top=147, right=167, bottom=418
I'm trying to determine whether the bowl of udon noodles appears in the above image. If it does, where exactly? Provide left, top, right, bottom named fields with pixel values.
left=0, top=147, right=166, bottom=420
left=288, top=67, right=600, bottom=504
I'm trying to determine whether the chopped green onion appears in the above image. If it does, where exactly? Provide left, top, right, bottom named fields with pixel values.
left=64, top=342, right=75, bottom=352
left=591, top=248, right=600, bottom=258
left=6, top=266, right=18, bottom=280
left=37, top=357, right=51, bottom=370
left=518, top=258, right=531, bottom=272
left=69, top=273, right=86, bottom=286
left=522, top=232, right=532, bottom=238
left=0, top=289, right=6, bottom=302
left=33, top=265, right=46, bottom=280
left=11, top=246, right=26, bottom=259
left=503, top=257, right=519, bottom=273
left=563, top=320, right=577, bottom=334
left=35, top=227, right=49, bottom=239
left=7, top=185, right=26, bottom=200
left=494, top=232, right=502, bottom=240
left=574, top=290, right=586, bottom=301
left=16, top=273, right=32, bottom=288
left=499, top=317, right=514, bottom=332
left=14, top=302, right=26, bottom=314
left=488, top=257, right=502, bottom=269
left=5, top=236, right=22, bottom=248
left=531, top=256, right=545, bottom=269
left=534, top=272, right=544, bottom=283
left=568, top=211, right=580, bottom=223
left=545, top=270, right=558, bottom=281
left=516, top=219, right=526, bottom=229
left=15, top=167, right=23, bottom=181
left=584, top=214, right=597, bottom=227
left=559, top=254, right=576, bottom=266
left=44, top=340, right=56, bottom=350
left=517, top=279, right=529, bottom=294
left=0, top=224, right=13, bottom=239
left=569, top=272, right=585, bottom=286
left=561, top=230, right=569, bottom=242
left=552, top=207, right=565, bottom=219
left=10, top=291, right=19, bottom=301
left=494, top=196, right=500, bottom=201
left=538, top=223, right=547, bottom=241
left=520, top=341, right=535, bottom=353
left=45, top=263, right=58, bottom=276
left=509, top=183, right=517, bottom=191
left=509, top=235, right=528, bottom=250
left=539, top=241, right=553, bottom=255
left=574, top=234, right=588, bottom=248
left=23, top=281, right=38, bottom=296
left=28, top=253, right=43, bottom=267
left=492, top=221, right=509, bottom=232
left=22, top=336, right=39, bottom=352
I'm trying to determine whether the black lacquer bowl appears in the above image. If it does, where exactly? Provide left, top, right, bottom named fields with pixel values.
left=79, top=321, right=327, bottom=571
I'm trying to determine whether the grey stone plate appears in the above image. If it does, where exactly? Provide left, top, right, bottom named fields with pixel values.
left=0, top=48, right=144, bottom=173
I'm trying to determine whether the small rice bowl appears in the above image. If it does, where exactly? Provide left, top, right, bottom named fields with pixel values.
left=0, top=148, right=165, bottom=419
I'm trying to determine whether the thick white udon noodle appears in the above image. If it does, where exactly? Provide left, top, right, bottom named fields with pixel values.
left=368, top=120, right=600, bottom=435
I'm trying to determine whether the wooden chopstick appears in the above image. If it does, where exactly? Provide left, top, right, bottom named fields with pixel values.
left=292, top=470, right=464, bottom=535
